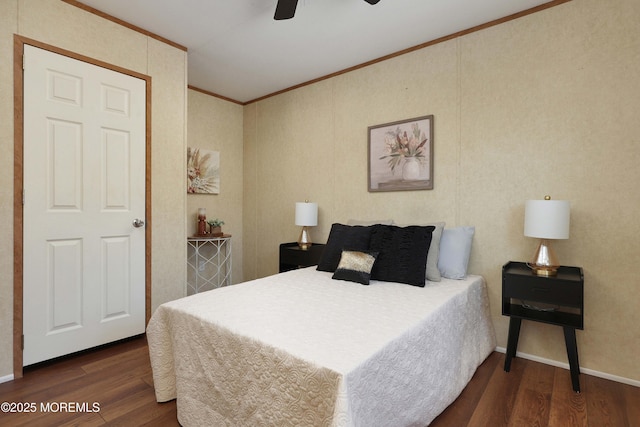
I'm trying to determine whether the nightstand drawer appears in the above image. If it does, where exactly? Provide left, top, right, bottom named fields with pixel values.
left=279, top=243, right=325, bottom=272
left=283, top=248, right=318, bottom=266
left=503, top=278, right=582, bottom=307
left=502, top=261, right=583, bottom=309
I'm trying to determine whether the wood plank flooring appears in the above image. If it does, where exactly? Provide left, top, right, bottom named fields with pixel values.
left=0, top=336, right=177, bottom=426
left=0, top=335, right=638, bottom=426
left=431, top=352, right=640, bottom=427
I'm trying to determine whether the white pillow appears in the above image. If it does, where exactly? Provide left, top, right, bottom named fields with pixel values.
left=424, top=222, right=445, bottom=282
left=438, top=226, right=475, bottom=279
left=347, top=219, right=394, bottom=225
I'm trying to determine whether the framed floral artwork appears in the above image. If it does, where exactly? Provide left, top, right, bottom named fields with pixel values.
left=187, top=147, right=220, bottom=194
left=368, top=115, right=434, bottom=192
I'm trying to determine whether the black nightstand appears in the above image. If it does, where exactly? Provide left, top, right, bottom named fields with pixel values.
left=502, top=261, right=584, bottom=392
left=279, top=242, right=326, bottom=273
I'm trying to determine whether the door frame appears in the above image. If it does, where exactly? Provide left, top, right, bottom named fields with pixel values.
left=13, top=35, right=153, bottom=378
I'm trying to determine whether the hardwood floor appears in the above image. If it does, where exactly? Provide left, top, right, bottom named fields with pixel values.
left=0, top=336, right=178, bottom=426
left=0, top=336, right=638, bottom=426
left=431, top=352, right=640, bottom=427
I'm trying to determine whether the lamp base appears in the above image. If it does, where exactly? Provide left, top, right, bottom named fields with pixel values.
left=530, top=239, right=560, bottom=277
left=297, top=226, right=312, bottom=250
left=530, top=265, right=559, bottom=277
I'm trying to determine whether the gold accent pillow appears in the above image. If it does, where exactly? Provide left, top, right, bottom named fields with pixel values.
left=332, top=250, right=379, bottom=285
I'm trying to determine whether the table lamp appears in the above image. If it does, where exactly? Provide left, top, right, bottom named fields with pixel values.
left=524, top=196, right=570, bottom=277
left=295, top=201, right=318, bottom=250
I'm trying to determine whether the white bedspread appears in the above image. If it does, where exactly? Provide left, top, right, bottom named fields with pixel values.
left=147, top=267, right=496, bottom=426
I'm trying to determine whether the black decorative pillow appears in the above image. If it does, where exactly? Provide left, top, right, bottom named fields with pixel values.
left=332, top=250, right=379, bottom=285
left=316, top=224, right=372, bottom=272
left=369, top=224, right=435, bottom=287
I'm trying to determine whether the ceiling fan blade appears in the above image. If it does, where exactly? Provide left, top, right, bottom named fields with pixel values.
left=274, top=0, right=298, bottom=20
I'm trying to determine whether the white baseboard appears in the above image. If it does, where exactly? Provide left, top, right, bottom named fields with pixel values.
left=0, top=373, right=14, bottom=384
left=495, top=346, right=640, bottom=388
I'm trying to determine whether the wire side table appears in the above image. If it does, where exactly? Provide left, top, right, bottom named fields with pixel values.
left=187, top=235, right=232, bottom=295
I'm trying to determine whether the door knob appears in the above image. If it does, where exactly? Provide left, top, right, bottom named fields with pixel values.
left=133, top=218, right=145, bottom=228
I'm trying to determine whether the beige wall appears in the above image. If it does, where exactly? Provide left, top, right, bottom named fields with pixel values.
left=187, top=89, right=244, bottom=284
left=0, top=0, right=188, bottom=378
left=244, top=0, right=640, bottom=382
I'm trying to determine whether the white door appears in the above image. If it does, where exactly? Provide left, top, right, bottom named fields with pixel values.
left=22, top=45, right=147, bottom=366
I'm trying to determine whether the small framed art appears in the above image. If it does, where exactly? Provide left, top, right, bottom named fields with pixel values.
left=187, top=147, right=220, bottom=194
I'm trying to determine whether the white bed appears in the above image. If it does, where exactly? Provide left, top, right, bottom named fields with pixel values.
left=147, top=266, right=496, bottom=426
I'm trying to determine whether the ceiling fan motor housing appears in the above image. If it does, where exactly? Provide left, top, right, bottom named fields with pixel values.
left=275, top=0, right=380, bottom=20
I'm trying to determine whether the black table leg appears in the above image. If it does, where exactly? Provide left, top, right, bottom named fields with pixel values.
left=563, top=326, right=581, bottom=392
left=504, top=317, right=522, bottom=372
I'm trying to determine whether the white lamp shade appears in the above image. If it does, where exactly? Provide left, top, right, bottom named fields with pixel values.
left=295, top=202, right=318, bottom=226
left=524, top=199, right=570, bottom=239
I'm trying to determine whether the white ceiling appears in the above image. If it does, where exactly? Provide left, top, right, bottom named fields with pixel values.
left=78, top=0, right=556, bottom=103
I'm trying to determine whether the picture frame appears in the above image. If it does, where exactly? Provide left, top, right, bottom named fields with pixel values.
left=187, top=147, right=220, bottom=194
left=368, top=115, right=434, bottom=192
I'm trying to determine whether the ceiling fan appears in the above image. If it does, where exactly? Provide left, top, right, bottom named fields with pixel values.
left=274, top=0, right=381, bottom=20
